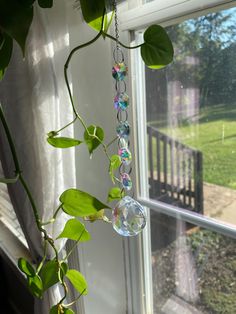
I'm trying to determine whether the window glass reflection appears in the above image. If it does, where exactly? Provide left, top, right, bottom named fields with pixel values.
left=150, top=210, right=236, bottom=313
left=146, top=7, right=236, bottom=225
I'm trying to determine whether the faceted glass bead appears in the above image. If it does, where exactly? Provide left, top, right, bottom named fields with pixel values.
left=116, top=121, right=130, bottom=138
left=118, top=147, right=132, bottom=165
left=112, top=196, right=146, bottom=236
left=112, top=62, right=128, bottom=81
left=121, top=173, right=132, bottom=190
left=114, top=93, right=129, bottom=111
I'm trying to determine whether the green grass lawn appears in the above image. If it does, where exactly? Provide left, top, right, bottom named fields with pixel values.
left=150, top=104, right=236, bottom=189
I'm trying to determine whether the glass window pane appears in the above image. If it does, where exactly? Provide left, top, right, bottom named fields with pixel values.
left=150, top=210, right=236, bottom=313
left=145, top=6, right=236, bottom=226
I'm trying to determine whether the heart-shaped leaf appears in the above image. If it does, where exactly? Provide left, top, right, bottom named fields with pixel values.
left=0, top=33, right=13, bottom=80
left=64, top=309, right=75, bottom=314
left=107, top=187, right=124, bottom=202
left=66, top=269, right=88, bottom=295
left=28, top=274, right=43, bottom=298
left=38, top=0, right=53, bottom=8
left=18, top=258, right=35, bottom=277
left=47, top=137, right=82, bottom=148
left=84, top=125, right=104, bottom=155
left=141, top=25, right=174, bottom=69
left=60, top=189, right=110, bottom=217
left=50, top=305, right=59, bottom=314
left=0, top=0, right=34, bottom=55
left=80, top=0, right=113, bottom=32
left=57, top=218, right=91, bottom=242
left=39, top=260, right=59, bottom=291
left=109, top=155, right=122, bottom=183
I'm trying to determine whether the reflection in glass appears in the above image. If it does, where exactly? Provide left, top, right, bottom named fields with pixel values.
left=145, top=7, right=236, bottom=225
left=150, top=211, right=236, bottom=314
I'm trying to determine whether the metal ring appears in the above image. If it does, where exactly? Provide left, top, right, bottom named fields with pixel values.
left=126, top=189, right=134, bottom=198
left=113, top=47, right=124, bottom=63
left=115, top=80, right=126, bottom=94
left=119, top=164, right=132, bottom=175
left=117, top=109, right=128, bottom=123
left=119, top=164, right=125, bottom=176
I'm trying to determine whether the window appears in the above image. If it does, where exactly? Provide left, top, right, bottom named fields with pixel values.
left=126, top=1, right=236, bottom=313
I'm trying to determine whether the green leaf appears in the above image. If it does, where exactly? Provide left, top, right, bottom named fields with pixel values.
left=80, top=0, right=113, bottom=32
left=0, top=173, right=19, bottom=184
left=141, top=25, right=174, bottom=69
left=66, top=269, right=88, bottom=295
left=57, top=218, right=91, bottom=242
left=50, top=305, right=74, bottom=314
left=84, top=125, right=104, bottom=155
left=0, top=1, right=34, bottom=55
left=64, top=309, right=75, bottom=314
left=50, top=305, right=59, bottom=314
left=60, top=189, right=110, bottom=217
left=38, top=0, right=53, bottom=8
left=47, top=137, right=82, bottom=148
left=28, top=274, right=43, bottom=298
left=39, top=260, right=59, bottom=291
left=107, top=187, right=124, bottom=202
left=109, top=155, right=122, bottom=183
left=0, top=33, right=13, bottom=80
left=18, top=258, right=35, bottom=277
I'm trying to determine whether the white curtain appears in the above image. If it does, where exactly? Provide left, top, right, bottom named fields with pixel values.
left=0, top=1, right=76, bottom=312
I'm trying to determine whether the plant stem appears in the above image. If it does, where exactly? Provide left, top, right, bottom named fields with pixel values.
left=36, top=241, right=48, bottom=274
left=58, top=263, right=69, bottom=305
left=107, top=136, right=119, bottom=148
left=19, top=174, right=46, bottom=235
left=53, top=204, right=63, bottom=219
left=63, top=289, right=86, bottom=307
left=55, top=116, right=78, bottom=134
left=64, top=32, right=102, bottom=130
left=63, top=229, right=85, bottom=262
left=0, top=105, right=21, bottom=173
left=63, top=9, right=106, bottom=134
left=102, top=32, right=143, bottom=50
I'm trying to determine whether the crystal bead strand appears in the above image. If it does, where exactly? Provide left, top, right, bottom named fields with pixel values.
left=111, top=0, right=146, bottom=236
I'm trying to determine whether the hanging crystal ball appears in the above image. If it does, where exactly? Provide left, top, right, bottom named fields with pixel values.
left=112, top=196, right=146, bottom=236
left=114, top=93, right=129, bottom=111
left=112, top=62, right=128, bottom=81
left=118, top=147, right=132, bottom=165
left=121, top=173, right=132, bottom=190
left=117, top=121, right=130, bottom=138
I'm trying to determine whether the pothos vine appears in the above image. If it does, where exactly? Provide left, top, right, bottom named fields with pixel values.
left=0, top=1, right=173, bottom=313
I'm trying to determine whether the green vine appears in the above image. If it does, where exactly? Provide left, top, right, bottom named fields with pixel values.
left=0, top=1, right=174, bottom=313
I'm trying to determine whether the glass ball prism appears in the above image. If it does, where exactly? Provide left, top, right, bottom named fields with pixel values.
left=114, top=93, right=129, bottom=111
left=121, top=173, right=132, bottom=190
left=112, top=196, right=146, bottom=236
left=116, top=121, right=130, bottom=138
left=112, top=62, right=128, bottom=81
left=118, top=147, right=132, bottom=165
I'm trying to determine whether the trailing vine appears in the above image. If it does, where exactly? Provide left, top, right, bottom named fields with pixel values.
left=0, top=1, right=173, bottom=313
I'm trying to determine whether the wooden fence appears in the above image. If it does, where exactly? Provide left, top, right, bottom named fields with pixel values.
left=147, top=126, right=203, bottom=213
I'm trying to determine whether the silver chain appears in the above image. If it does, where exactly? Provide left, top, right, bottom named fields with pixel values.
left=113, top=0, right=120, bottom=47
